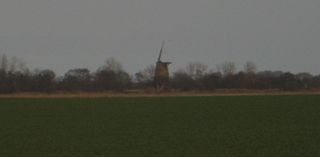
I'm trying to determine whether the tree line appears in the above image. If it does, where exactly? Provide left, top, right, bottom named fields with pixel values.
left=1, top=53, right=320, bottom=93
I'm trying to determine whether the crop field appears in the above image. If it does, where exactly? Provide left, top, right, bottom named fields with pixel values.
left=0, top=95, right=320, bottom=156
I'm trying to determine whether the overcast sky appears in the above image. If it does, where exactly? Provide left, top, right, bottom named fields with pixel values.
left=0, top=0, right=319, bottom=75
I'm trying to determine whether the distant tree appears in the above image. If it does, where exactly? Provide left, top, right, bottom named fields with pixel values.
left=200, top=72, right=222, bottom=90
left=279, top=72, right=302, bottom=91
left=61, top=68, right=91, bottom=91
left=17, top=59, right=29, bottom=73
left=243, top=61, right=258, bottom=88
left=9, top=56, right=18, bottom=72
left=0, top=69, right=9, bottom=93
left=170, top=70, right=196, bottom=91
left=33, top=70, right=56, bottom=92
left=94, top=69, right=131, bottom=91
left=135, top=64, right=155, bottom=88
left=186, top=62, right=208, bottom=80
left=254, top=71, right=282, bottom=89
left=218, top=61, right=236, bottom=77
left=1, top=54, right=8, bottom=72
left=220, top=72, right=244, bottom=89
left=0, top=54, right=8, bottom=93
left=312, top=75, right=320, bottom=88
left=296, top=72, right=313, bottom=89
left=3, top=70, right=32, bottom=93
left=103, top=57, right=123, bottom=72
left=94, top=58, right=131, bottom=91
left=244, top=61, right=257, bottom=74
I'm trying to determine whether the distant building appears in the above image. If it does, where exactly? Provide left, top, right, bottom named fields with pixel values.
left=154, top=41, right=171, bottom=90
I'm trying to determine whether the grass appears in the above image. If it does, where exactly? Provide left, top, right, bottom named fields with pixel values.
left=0, top=95, right=320, bottom=156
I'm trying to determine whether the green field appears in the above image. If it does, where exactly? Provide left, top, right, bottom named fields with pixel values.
left=0, top=96, right=320, bottom=156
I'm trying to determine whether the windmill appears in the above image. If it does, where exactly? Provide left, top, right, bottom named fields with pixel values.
left=154, top=41, right=171, bottom=90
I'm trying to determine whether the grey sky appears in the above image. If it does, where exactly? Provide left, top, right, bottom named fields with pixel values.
left=0, top=0, right=319, bottom=75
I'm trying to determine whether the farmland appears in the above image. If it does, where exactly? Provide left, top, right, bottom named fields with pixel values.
left=0, top=95, right=320, bottom=156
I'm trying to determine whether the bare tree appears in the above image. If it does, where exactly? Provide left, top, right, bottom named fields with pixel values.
left=95, top=57, right=131, bottom=91
left=135, top=64, right=155, bottom=83
left=34, top=69, right=56, bottom=92
left=104, top=57, right=123, bottom=72
left=219, top=61, right=236, bottom=76
left=242, top=61, right=258, bottom=88
left=244, top=61, right=257, bottom=74
left=17, top=59, right=29, bottom=73
left=1, top=54, right=8, bottom=72
left=62, top=68, right=91, bottom=91
left=9, top=56, right=18, bottom=72
left=186, top=62, right=208, bottom=80
left=171, top=69, right=196, bottom=90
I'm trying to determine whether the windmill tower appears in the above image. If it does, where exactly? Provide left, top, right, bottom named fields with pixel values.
left=154, top=41, right=171, bottom=90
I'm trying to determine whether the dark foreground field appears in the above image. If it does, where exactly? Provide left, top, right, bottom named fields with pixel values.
left=0, top=96, right=319, bottom=156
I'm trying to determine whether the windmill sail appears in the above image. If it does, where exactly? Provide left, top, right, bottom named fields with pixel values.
left=157, top=40, right=165, bottom=62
